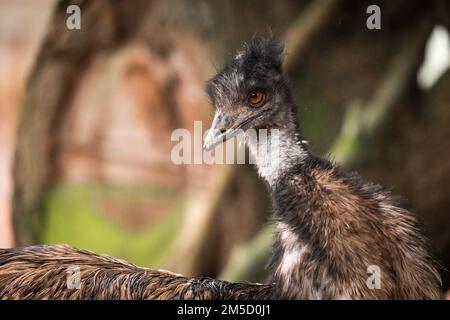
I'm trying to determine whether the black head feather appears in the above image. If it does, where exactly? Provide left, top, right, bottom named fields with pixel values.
left=205, top=36, right=285, bottom=109
left=238, top=35, right=284, bottom=74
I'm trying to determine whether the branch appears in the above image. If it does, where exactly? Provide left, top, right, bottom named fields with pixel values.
left=284, top=0, right=340, bottom=72
left=219, top=224, right=274, bottom=282
left=165, top=165, right=235, bottom=276
left=330, top=20, right=432, bottom=166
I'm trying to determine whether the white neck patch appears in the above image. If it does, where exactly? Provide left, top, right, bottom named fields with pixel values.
left=275, top=222, right=309, bottom=291
left=246, top=129, right=307, bottom=186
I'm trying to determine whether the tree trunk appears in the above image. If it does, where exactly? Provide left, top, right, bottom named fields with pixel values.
left=13, top=0, right=153, bottom=245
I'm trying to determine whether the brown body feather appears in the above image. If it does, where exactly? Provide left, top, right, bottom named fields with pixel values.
left=0, top=245, right=271, bottom=300
left=268, top=156, right=442, bottom=299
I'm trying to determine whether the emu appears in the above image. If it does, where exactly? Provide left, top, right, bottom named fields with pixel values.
left=0, top=36, right=441, bottom=299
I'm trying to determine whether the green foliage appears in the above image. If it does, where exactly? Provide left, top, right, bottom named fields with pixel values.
left=41, top=184, right=185, bottom=268
left=294, top=84, right=342, bottom=154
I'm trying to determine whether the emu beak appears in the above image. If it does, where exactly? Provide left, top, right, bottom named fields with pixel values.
left=203, top=112, right=237, bottom=151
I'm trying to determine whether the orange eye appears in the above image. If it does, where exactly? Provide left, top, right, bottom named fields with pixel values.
left=247, top=90, right=265, bottom=106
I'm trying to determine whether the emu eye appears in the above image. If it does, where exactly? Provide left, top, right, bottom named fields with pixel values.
left=247, top=90, right=265, bottom=107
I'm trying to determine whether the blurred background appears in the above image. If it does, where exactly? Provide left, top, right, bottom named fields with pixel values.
left=1, top=0, right=449, bottom=295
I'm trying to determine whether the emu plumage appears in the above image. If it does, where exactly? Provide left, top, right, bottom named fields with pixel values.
left=0, top=36, right=442, bottom=299
left=0, top=245, right=271, bottom=299
left=204, top=36, right=441, bottom=299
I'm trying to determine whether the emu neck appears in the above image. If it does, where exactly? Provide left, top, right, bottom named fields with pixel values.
left=247, top=127, right=308, bottom=187
left=247, top=125, right=314, bottom=298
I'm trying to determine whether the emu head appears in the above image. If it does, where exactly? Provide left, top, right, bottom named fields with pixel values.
left=203, top=36, right=297, bottom=151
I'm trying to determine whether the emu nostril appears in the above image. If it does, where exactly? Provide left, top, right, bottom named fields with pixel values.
left=220, top=114, right=231, bottom=125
